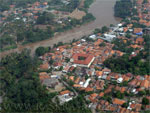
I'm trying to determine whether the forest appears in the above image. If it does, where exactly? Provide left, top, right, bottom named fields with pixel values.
left=0, top=49, right=91, bottom=112
left=114, top=0, right=132, bottom=18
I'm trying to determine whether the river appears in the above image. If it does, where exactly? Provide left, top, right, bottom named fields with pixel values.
left=0, top=0, right=120, bottom=58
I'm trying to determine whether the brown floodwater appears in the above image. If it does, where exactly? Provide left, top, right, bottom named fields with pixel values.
left=0, top=0, right=120, bottom=58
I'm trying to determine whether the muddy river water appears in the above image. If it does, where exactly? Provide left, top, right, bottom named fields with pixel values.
left=0, top=0, right=120, bottom=58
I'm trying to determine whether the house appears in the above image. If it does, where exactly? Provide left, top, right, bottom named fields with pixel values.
left=39, top=72, right=48, bottom=76
left=42, top=78, right=59, bottom=88
left=133, top=28, right=143, bottom=35
left=117, top=77, right=123, bottom=83
left=83, top=78, right=91, bottom=88
left=58, top=90, right=73, bottom=104
left=71, top=53, right=95, bottom=67
left=39, top=75, right=50, bottom=82
left=103, top=34, right=116, bottom=42
left=40, top=62, right=50, bottom=70
left=102, top=68, right=111, bottom=75
left=89, top=34, right=96, bottom=39
left=85, top=87, right=94, bottom=92
left=140, top=80, right=149, bottom=89
left=53, top=62, right=62, bottom=69
left=113, top=98, right=126, bottom=105
left=135, top=37, right=144, bottom=44
left=98, top=92, right=104, bottom=97
left=63, top=65, right=70, bottom=73
left=60, top=90, right=71, bottom=96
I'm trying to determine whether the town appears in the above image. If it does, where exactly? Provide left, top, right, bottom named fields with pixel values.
left=0, top=0, right=150, bottom=112
left=36, top=0, right=150, bottom=112
left=0, top=0, right=95, bottom=52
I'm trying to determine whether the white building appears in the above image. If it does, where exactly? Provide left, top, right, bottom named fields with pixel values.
left=83, top=78, right=91, bottom=88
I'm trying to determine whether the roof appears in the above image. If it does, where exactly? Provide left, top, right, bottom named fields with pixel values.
left=39, top=72, right=48, bottom=76
left=133, top=28, right=142, bottom=34
left=69, top=76, right=74, bottom=81
left=74, top=77, right=80, bottom=84
left=40, top=62, right=49, bottom=70
left=90, top=93, right=98, bottom=98
left=135, top=37, right=144, bottom=44
left=113, top=98, right=125, bottom=105
left=60, top=90, right=70, bottom=95
left=85, top=87, right=94, bottom=92
left=99, top=92, right=104, bottom=97
left=72, top=53, right=94, bottom=65
left=102, top=68, right=111, bottom=72
left=140, top=80, right=149, bottom=88
left=39, top=75, right=50, bottom=81
left=96, top=71, right=103, bottom=76
left=73, top=84, right=81, bottom=87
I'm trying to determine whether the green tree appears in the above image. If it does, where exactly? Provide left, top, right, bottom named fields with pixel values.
left=142, top=97, right=149, bottom=105
left=101, top=26, right=109, bottom=33
left=99, top=42, right=106, bottom=47
left=114, top=0, right=132, bottom=18
left=35, top=46, right=49, bottom=56
left=93, top=28, right=101, bottom=34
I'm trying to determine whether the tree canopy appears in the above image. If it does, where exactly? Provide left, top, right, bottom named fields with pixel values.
left=114, top=0, right=132, bottom=18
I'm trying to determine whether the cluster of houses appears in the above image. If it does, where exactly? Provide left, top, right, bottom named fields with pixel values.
left=36, top=0, right=150, bottom=112
left=0, top=0, right=81, bottom=27
left=38, top=30, right=149, bottom=112
left=0, top=1, right=49, bottom=24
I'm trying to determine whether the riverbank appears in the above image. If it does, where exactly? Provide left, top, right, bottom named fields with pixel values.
left=0, top=0, right=120, bottom=59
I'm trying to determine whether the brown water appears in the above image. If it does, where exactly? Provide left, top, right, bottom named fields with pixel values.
left=0, top=0, right=120, bottom=58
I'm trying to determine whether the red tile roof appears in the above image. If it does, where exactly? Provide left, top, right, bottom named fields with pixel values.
left=113, top=98, right=125, bottom=105
left=72, top=53, right=94, bottom=65
left=60, top=90, right=70, bottom=95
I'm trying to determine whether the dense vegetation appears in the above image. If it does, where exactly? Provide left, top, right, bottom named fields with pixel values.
left=112, top=38, right=134, bottom=54
left=36, top=12, right=55, bottom=25
left=104, top=35, right=150, bottom=75
left=0, top=50, right=91, bottom=112
left=84, top=0, right=94, bottom=8
left=48, top=0, right=80, bottom=12
left=35, top=46, right=51, bottom=56
left=0, top=21, right=54, bottom=51
left=114, top=0, right=132, bottom=18
left=0, top=49, right=48, bottom=112
left=0, top=0, right=95, bottom=52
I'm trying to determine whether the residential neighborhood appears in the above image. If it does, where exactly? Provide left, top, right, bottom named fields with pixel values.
left=0, top=0, right=95, bottom=52
left=0, top=0, right=150, bottom=112
left=35, top=0, right=150, bottom=112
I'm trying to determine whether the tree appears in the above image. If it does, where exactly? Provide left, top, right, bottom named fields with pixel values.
left=35, top=46, right=48, bottom=56
left=0, top=50, right=49, bottom=112
left=49, top=59, right=54, bottom=65
left=99, top=42, right=106, bottom=47
left=143, top=0, right=148, bottom=4
left=101, top=26, right=109, bottom=33
left=93, top=28, right=101, bottom=34
left=114, top=0, right=132, bottom=18
left=122, top=102, right=128, bottom=108
left=36, top=12, right=54, bottom=24
left=142, top=97, right=149, bottom=105
left=138, top=91, right=146, bottom=96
